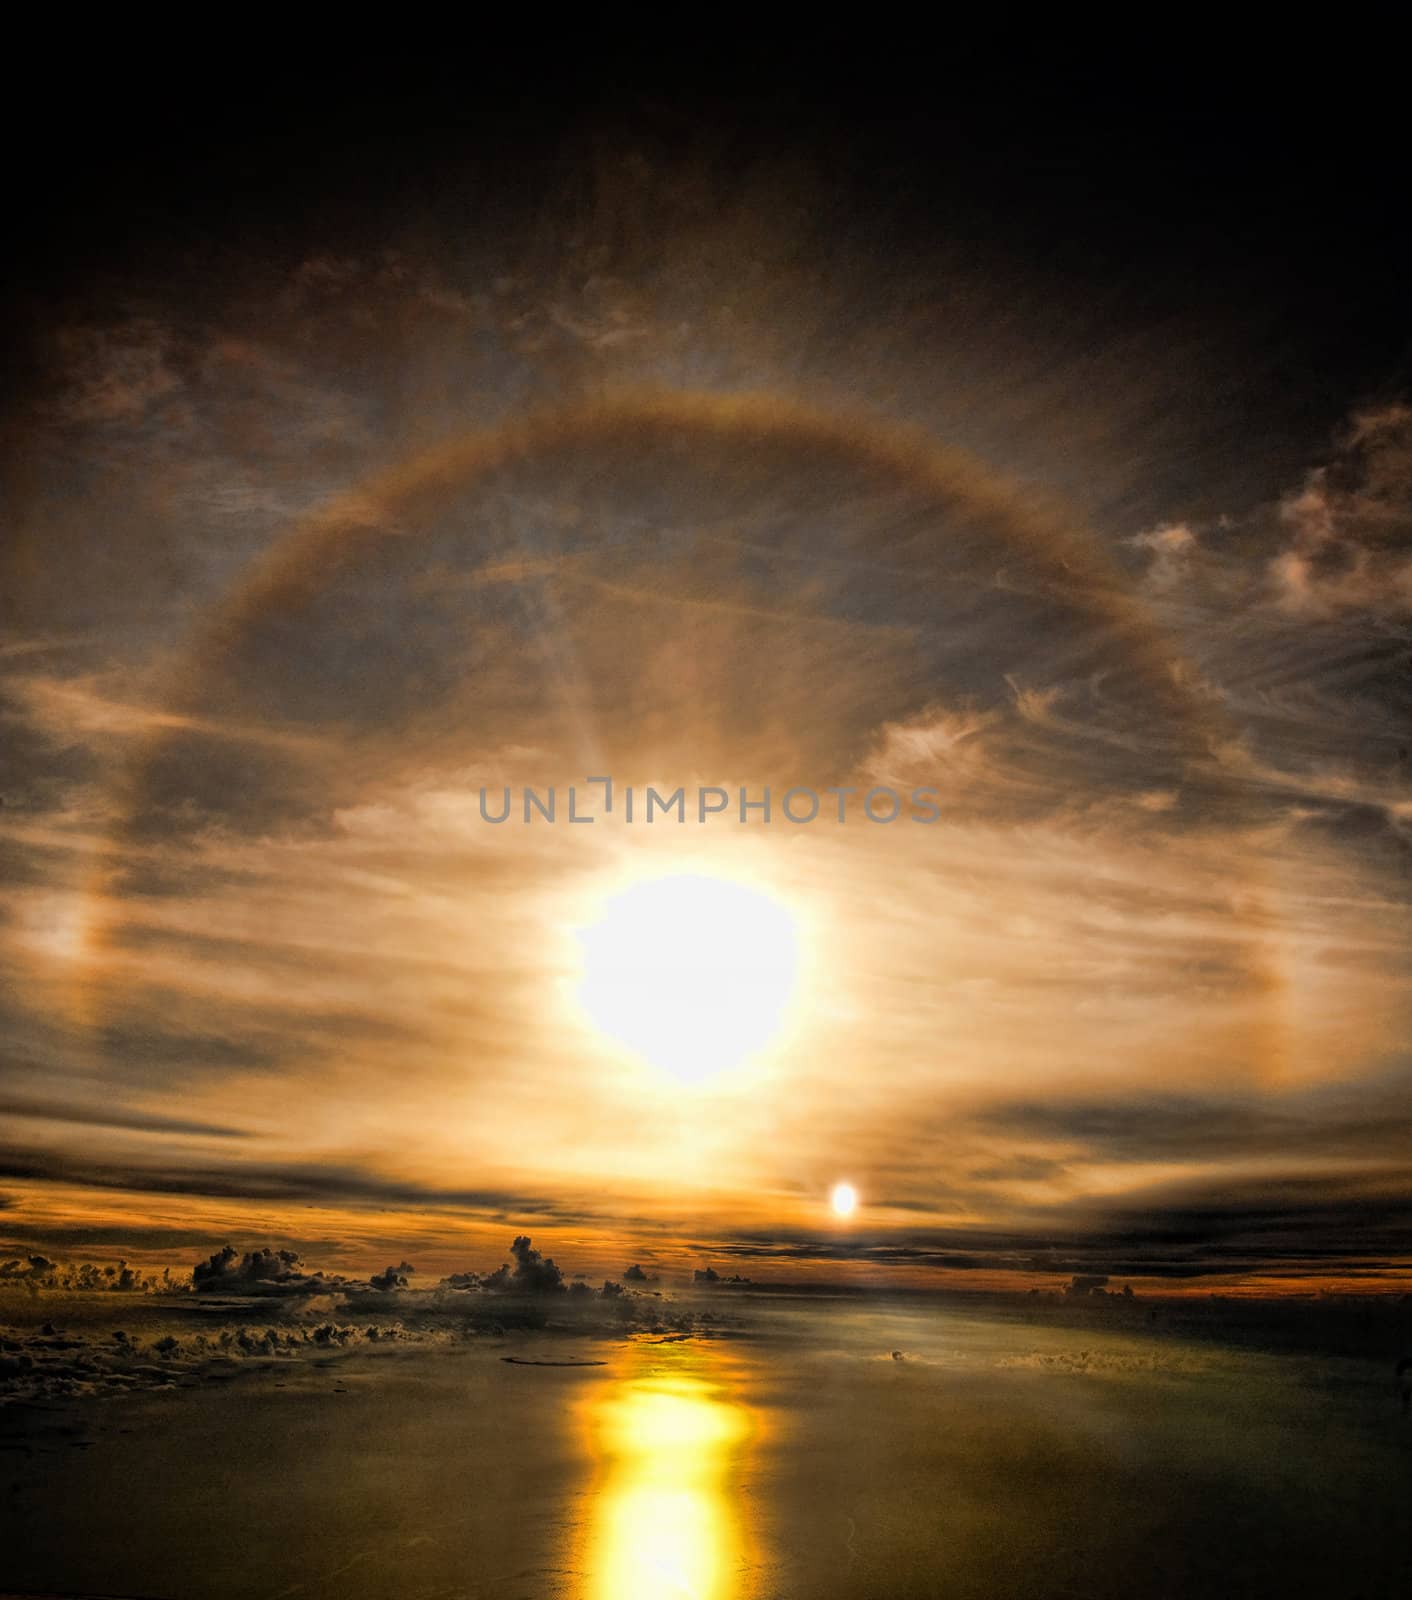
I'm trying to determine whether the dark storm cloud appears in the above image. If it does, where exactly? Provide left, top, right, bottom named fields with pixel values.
left=703, top=1165, right=1412, bottom=1283
left=368, top=1261, right=415, bottom=1291
left=0, top=1252, right=152, bottom=1292
left=83, top=1016, right=308, bottom=1081
left=192, top=1244, right=341, bottom=1295
left=0, top=1096, right=249, bottom=1140
left=13, top=979, right=443, bottom=1107
left=482, top=1235, right=565, bottom=1294
left=433, top=1236, right=572, bottom=1296
left=0, top=1148, right=578, bottom=1221
left=707, top=1235, right=1035, bottom=1274
left=974, top=1077, right=1412, bottom=1167
left=1, top=1221, right=270, bottom=1253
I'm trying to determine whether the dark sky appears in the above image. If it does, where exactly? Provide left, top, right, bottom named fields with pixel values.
left=9, top=39, right=1408, bottom=399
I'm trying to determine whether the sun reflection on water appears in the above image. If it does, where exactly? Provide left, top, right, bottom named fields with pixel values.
left=579, top=1343, right=758, bottom=1600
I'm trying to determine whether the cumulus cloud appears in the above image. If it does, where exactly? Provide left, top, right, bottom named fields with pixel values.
left=368, top=1261, right=415, bottom=1292
left=0, top=1253, right=153, bottom=1293
left=692, top=1265, right=751, bottom=1286
left=482, top=1236, right=565, bottom=1295
left=191, top=1245, right=342, bottom=1296
left=438, top=1270, right=484, bottom=1291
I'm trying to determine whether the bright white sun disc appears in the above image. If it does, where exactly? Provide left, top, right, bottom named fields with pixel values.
left=830, top=1183, right=858, bottom=1218
left=575, top=872, right=799, bottom=1083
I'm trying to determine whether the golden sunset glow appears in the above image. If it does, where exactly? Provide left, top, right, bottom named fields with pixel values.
left=581, top=1346, right=755, bottom=1600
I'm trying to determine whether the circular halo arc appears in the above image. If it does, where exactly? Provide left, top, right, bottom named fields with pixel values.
left=75, top=386, right=1289, bottom=1078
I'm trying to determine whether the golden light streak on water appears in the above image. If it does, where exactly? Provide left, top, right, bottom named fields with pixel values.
left=578, top=1341, right=760, bottom=1600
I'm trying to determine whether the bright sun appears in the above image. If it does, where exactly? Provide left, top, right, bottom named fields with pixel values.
left=576, top=872, right=800, bottom=1084
left=830, top=1182, right=858, bottom=1218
